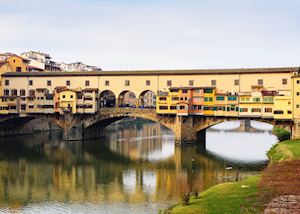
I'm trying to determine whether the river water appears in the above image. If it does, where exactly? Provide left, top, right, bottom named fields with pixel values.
left=0, top=119, right=277, bottom=214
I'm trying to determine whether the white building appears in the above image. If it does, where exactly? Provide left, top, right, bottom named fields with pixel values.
left=60, top=62, right=102, bottom=72
left=21, top=51, right=61, bottom=72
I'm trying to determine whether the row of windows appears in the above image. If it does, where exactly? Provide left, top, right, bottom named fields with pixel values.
left=204, top=97, right=213, bottom=102
left=158, top=105, right=239, bottom=111
left=212, top=96, right=238, bottom=101
left=2, top=89, right=94, bottom=99
left=3, top=104, right=95, bottom=110
left=240, top=97, right=274, bottom=102
left=160, top=105, right=203, bottom=110
left=3, top=78, right=289, bottom=87
left=160, top=96, right=243, bottom=102
left=158, top=106, right=285, bottom=113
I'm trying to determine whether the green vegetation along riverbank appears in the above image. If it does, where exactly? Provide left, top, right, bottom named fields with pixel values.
left=165, top=127, right=300, bottom=214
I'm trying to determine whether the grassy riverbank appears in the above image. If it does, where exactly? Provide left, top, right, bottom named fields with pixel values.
left=167, top=127, right=300, bottom=214
left=267, top=140, right=300, bottom=163
left=168, top=175, right=261, bottom=214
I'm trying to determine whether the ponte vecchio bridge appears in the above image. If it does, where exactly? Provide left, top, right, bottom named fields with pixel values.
left=0, top=66, right=299, bottom=143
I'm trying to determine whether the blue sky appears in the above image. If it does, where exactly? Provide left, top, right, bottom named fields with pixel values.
left=0, top=0, right=299, bottom=70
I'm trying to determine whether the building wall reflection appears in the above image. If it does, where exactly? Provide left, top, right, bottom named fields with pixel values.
left=0, top=121, right=265, bottom=210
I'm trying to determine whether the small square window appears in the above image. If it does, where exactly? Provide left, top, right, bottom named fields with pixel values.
left=85, top=80, right=90, bottom=86
left=62, top=95, right=65, bottom=98
left=297, top=92, right=300, bottom=96
left=66, top=80, right=70, bottom=86
left=5, top=80, right=9, bottom=86
left=105, top=80, right=109, bottom=86
left=234, top=79, right=239, bottom=86
left=16, top=67, right=22, bottom=72
left=29, top=80, right=33, bottom=86
left=47, top=80, right=51, bottom=86
left=211, top=80, right=216, bottom=86
left=282, top=79, right=287, bottom=85
left=146, top=80, right=150, bottom=86
left=258, top=79, right=263, bottom=86
left=189, top=80, right=194, bottom=86
left=125, top=80, right=130, bottom=86
left=167, top=80, right=172, bottom=86
left=297, top=104, right=300, bottom=108
left=297, top=80, right=300, bottom=84
left=70, top=95, right=73, bottom=98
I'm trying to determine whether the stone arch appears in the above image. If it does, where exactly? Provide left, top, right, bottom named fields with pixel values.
left=118, top=90, right=137, bottom=107
left=83, top=108, right=175, bottom=133
left=193, top=117, right=287, bottom=134
left=99, top=90, right=116, bottom=107
left=138, top=90, right=156, bottom=108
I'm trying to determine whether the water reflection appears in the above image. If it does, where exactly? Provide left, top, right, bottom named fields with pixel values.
left=0, top=119, right=277, bottom=213
left=206, top=121, right=277, bottom=163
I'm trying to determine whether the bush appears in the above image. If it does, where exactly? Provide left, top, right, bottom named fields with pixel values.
left=273, top=126, right=291, bottom=141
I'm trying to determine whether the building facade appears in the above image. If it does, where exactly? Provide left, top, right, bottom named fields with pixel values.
left=0, top=67, right=299, bottom=124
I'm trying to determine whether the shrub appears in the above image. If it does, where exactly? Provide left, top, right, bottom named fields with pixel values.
left=273, top=126, right=291, bottom=141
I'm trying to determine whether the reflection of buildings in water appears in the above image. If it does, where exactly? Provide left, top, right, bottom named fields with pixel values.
left=107, top=122, right=164, bottom=161
left=0, top=124, right=264, bottom=209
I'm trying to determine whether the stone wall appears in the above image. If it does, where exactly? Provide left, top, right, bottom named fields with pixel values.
left=0, top=116, right=61, bottom=137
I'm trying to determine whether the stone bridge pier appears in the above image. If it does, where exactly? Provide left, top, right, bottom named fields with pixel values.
left=171, top=116, right=206, bottom=144
left=56, top=113, right=85, bottom=141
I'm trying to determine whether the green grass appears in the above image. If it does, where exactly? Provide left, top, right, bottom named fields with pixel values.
left=168, top=175, right=261, bottom=214
left=267, top=139, right=300, bottom=164
left=165, top=130, right=300, bottom=214
left=272, top=126, right=291, bottom=141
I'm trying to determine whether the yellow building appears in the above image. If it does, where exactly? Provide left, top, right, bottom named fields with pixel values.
left=156, top=91, right=174, bottom=114
left=215, top=93, right=239, bottom=117
left=273, top=95, right=292, bottom=120
left=0, top=54, right=30, bottom=112
left=169, top=88, right=180, bottom=114
left=292, top=74, right=300, bottom=138
left=261, top=91, right=276, bottom=118
left=59, top=90, right=77, bottom=114
left=214, top=92, right=226, bottom=116
left=225, top=94, right=239, bottom=117
left=6, top=56, right=29, bottom=72
left=203, top=87, right=215, bottom=115
left=238, top=90, right=263, bottom=118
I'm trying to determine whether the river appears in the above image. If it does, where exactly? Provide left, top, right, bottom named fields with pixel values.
left=0, top=119, right=277, bottom=213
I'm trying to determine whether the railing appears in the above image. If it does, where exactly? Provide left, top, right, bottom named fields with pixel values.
left=98, top=107, right=156, bottom=115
